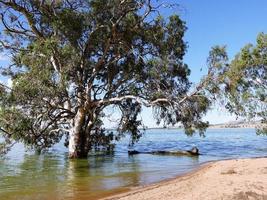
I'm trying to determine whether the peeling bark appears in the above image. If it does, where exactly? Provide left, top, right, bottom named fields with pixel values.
left=68, top=107, right=87, bottom=158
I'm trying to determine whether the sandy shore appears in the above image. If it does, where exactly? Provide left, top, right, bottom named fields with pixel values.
left=103, top=158, right=267, bottom=200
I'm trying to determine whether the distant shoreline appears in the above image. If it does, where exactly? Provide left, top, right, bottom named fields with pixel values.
left=146, top=121, right=264, bottom=130
left=107, top=126, right=258, bottom=131
left=103, top=157, right=267, bottom=200
left=146, top=126, right=257, bottom=130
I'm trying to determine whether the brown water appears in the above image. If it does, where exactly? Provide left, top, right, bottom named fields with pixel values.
left=1, top=128, right=267, bottom=200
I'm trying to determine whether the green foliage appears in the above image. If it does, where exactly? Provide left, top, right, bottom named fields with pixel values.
left=0, top=0, right=210, bottom=157
left=206, top=33, right=267, bottom=133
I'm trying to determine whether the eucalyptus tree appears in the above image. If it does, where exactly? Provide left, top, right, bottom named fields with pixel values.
left=206, top=33, right=267, bottom=133
left=0, top=0, right=210, bottom=158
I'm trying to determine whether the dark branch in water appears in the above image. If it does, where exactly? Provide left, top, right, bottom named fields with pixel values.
left=128, top=147, right=200, bottom=156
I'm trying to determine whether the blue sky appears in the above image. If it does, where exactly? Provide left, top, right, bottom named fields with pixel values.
left=1, top=1, right=267, bottom=127
left=178, top=0, right=267, bottom=81
left=141, top=0, right=267, bottom=127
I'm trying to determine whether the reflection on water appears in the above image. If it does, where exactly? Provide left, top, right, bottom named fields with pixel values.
left=0, top=128, right=267, bottom=200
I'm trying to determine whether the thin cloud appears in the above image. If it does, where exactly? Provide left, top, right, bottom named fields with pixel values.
left=0, top=53, right=9, bottom=61
left=0, top=78, right=12, bottom=90
left=7, top=78, right=12, bottom=88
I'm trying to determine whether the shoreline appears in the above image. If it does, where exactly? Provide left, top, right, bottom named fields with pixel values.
left=102, top=157, right=267, bottom=200
left=143, top=127, right=258, bottom=130
left=107, top=127, right=257, bottom=131
left=101, top=162, right=211, bottom=200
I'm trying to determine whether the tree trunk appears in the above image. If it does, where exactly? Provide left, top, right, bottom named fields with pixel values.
left=68, top=107, right=88, bottom=158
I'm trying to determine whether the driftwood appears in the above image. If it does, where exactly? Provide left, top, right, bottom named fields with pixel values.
left=128, top=147, right=200, bottom=156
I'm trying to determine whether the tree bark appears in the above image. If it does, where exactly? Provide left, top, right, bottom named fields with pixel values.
left=68, top=107, right=88, bottom=158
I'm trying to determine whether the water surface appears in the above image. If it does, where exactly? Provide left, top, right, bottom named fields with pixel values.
left=1, top=128, right=267, bottom=200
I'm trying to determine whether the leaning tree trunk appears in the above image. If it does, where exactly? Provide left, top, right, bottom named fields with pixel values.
left=68, top=107, right=88, bottom=158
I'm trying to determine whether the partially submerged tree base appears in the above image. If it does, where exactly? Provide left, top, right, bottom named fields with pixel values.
left=68, top=152, right=88, bottom=159
left=0, top=0, right=209, bottom=158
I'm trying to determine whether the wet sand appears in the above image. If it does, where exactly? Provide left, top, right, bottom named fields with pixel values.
left=103, top=158, right=267, bottom=200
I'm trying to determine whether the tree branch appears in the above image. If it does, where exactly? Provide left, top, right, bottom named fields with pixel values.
left=0, top=82, right=12, bottom=91
left=0, top=1, right=44, bottom=39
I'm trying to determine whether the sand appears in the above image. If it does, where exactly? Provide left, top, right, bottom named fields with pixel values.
left=103, top=158, right=267, bottom=200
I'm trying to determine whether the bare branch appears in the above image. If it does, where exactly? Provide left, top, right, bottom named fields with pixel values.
left=0, top=1, right=44, bottom=39
left=0, top=82, right=12, bottom=91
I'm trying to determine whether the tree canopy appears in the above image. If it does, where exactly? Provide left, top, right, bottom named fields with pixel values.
left=0, top=0, right=210, bottom=158
left=206, top=33, right=267, bottom=134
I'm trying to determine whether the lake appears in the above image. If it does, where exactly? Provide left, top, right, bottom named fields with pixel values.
left=0, top=128, right=267, bottom=200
